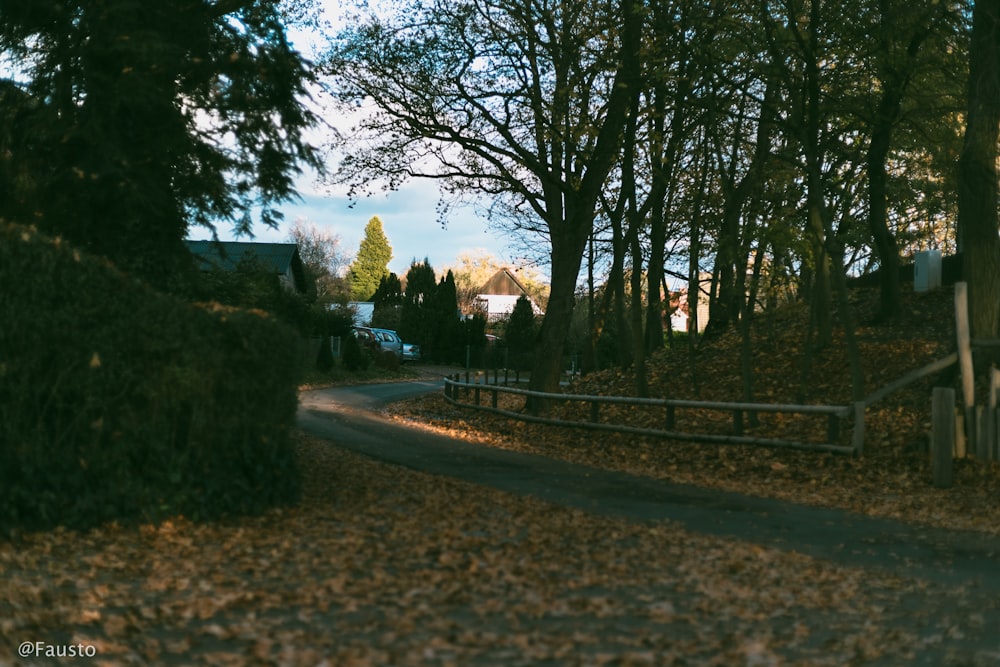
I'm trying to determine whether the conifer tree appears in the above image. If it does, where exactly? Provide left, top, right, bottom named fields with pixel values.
left=434, top=270, right=460, bottom=362
left=505, top=295, right=537, bottom=371
left=347, top=216, right=393, bottom=301
left=371, top=272, right=403, bottom=330
left=400, top=259, right=438, bottom=352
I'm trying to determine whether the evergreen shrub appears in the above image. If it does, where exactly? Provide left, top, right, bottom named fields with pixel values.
left=0, top=222, right=302, bottom=534
left=341, top=332, right=370, bottom=371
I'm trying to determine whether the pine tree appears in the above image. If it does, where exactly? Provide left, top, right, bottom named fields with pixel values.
left=347, top=216, right=393, bottom=301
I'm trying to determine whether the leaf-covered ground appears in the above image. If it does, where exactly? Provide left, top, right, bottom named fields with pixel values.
left=3, top=433, right=997, bottom=666
left=4, top=286, right=999, bottom=665
left=387, top=287, right=1000, bottom=535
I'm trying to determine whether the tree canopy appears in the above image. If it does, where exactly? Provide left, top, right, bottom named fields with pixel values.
left=322, top=0, right=980, bottom=406
left=0, top=0, right=322, bottom=287
left=323, top=0, right=641, bottom=402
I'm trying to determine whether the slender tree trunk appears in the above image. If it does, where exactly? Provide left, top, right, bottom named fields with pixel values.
left=740, top=246, right=767, bottom=426
left=868, top=18, right=931, bottom=320
left=867, top=116, right=902, bottom=319
left=583, top=230, right=598, bottom=374
left=629, top=217, right=649, bottom=397
left=827, top=232, right=866, bottom=401
left=704, top=77, right=777, bottom=338
left=803, top=0, right=833, bottom=348
left=609, top=208, right=633, bottom=368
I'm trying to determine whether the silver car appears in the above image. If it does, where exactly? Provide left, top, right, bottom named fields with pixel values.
left=371, top=328, right=403, bottom=358
left=352, top=327, right=403, bottom=358
left=402, top=343, right=421, bottom=362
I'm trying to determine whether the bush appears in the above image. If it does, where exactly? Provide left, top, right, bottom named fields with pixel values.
left=341, top=332, right=370, bottom=371
left=0, top=223, right=302, bottom=534
left=316, top=334, right=335, bottom=372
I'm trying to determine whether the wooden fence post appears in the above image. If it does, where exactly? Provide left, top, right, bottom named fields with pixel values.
left=987, top=367, right=1000, bottom=462
left=955, top=282, right=976, bottom=451
left=851, top=402, right=866, bottom=456
left=827, top=414, right=841, bottom=443
left=932, top=387, right=955, bottom=489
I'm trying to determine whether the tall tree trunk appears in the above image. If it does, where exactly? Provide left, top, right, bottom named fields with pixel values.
left=867, top=114, right=903, bottom=319
left=803, top=0, right=833, bottom=349
left=583, top=230, right=598, bottom=374
left=868, top=16, right=931, bottom=320
left=529, top=229, right=589, bottom=409
left=959, top=0, right=1000, bottom=340
left=704, top=77, right=778, bottom=338
left=645, top=52, right=693, bottom=355
left=526, top=0, right=641, bottom=413
left=608, top=205, right=633, bottom=368
left=740, top=246, right=766, bottom=426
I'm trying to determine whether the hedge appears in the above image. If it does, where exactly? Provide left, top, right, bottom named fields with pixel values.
left=0, top=222, right=302, bottom=534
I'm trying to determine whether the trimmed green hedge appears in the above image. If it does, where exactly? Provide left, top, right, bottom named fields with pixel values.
left=0, top=223, right=302, bottom=534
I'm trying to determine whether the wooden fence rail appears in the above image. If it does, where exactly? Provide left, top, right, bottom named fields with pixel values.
left=444, top=348, right=959, bottom=457
left=444, top=376, right=858, bottom=455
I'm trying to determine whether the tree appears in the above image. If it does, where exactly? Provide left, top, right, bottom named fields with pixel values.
left=0, top=0, right=321, bottom=289
left=400, top=259, right=439, bottom=355
left=347, top=216, right=393, bottom=301
left=287, top=219, right=349, bottom=305
left=324, top=0, right=641, bottom=408
left=371, top=272, right=403, bottom=330
left=959, top=0, right=1000, bottom=339
left=504, top=295, right=537, bottom=371
left=434, top=270, right=460, bottom=362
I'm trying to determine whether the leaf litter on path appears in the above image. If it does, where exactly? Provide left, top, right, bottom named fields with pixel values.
left=2, top=433, right=998, bottom=666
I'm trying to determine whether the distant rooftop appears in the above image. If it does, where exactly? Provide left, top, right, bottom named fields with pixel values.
left=184, top=240, right=307, bottom=293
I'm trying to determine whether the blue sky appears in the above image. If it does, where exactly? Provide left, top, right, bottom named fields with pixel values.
left=187, top=2, right=528, bottom=279
left=187, top=170, right=518, bottom=278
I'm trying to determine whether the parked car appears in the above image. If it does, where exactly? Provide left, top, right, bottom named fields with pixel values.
left=351, top=326, right=403, bottom=358
left=402, top=343, right=421, bottom=362
left=372, top=328, right=403, bottom=358
left=352, top=326, right=403, bottom=358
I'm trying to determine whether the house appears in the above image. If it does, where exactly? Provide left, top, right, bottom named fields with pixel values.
left=472, top=268, right=544, bottom=322
left=185, top=240, right=308, bottom=293
left=669, top=287, right=711, bottom=334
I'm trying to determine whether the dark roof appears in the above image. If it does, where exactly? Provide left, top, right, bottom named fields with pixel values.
left=479, top=268, right=530, bottom=296
left=184, top=240, right=307, bottom=293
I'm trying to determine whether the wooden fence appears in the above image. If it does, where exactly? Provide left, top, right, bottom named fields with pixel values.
left=930, top=282, right=1000, bottom=487
left=444, top=348, right=958, bottom=457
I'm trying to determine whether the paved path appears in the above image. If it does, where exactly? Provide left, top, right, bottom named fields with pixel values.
left=297, top=380, right=1000, bottom=594
left=298, top=379, right=1000, bottom=663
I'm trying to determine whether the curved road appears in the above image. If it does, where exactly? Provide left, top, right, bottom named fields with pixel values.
left=298, top=380, right=1000, bottom=592
left=298, top=379, right=1000, bottom=662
